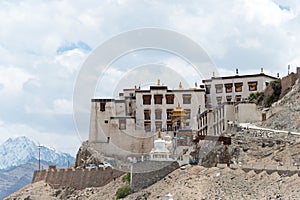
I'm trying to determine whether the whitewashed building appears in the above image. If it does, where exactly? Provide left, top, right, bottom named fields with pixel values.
left=88, top=81, right=205, bottom=158
left=203, top=69, right=278, bottom=108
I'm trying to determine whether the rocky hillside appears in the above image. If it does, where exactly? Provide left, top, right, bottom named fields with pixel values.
left=6, top=126, right=300, bottom=200
left=5, top=164, right=300, bottom=200
left=260, top=79, right=300, bottom=132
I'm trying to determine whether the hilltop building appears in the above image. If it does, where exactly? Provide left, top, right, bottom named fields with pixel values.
left=88, top=80, right=205, bottom=159
left=88, top=69, right=280, bottom=160
left=203, top=68, right=277, bottom=108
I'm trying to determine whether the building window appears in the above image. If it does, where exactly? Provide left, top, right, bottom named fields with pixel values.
left=234, top=83, right=243, bottom=92
left=248, top=81, right=257, bottom=91
left=215, top=84, right=223, bottom=93
left=216, top=96, right=222, bottom=105
left=225, top=83, right=233, bottom=93
left=155, top=109, right=162, bottom=120
left=167, top=109, right=173, bottom=120
left=236, top=95, right=241, bottom=102
left=226, top=96, right=232, bottom=102
left=119, top=119, right=126, bottom=130
left=144, top=121, right=151, bottom=132
left=165, top=94, right=174, bottom=104
left=154, top=94, right=163, bottom=104
left=100, top=102, right=106, bottom=111
left=184, top=109, right=191, bottom=119
left=155, top=121, right=162, bottom=131
left=143, top=95, right=151, bottom=105
left=144, top=109, right=151, bottom=120
left=183, top=94, right=192, bottom=104
left=205, top=85, right=211, bottom=94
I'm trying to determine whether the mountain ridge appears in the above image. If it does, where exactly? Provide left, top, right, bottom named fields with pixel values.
left=0, top=136, right=76, bottom=199
left=0, top=136, right=75, bottom=170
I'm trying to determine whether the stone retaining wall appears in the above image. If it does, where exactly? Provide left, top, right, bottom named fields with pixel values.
left=131, top=161, right=179, bottom=192
left=32, top=167, right=124, bottom=190
left=227, top=164, right=300, bottom=177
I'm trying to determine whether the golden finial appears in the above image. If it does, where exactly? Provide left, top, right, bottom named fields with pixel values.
left=158, top=128, right=161, bottom=139
left=212, top=71, right=215, bottom=77
left=179, top=82, right=183, bottom=89
left=157, top=79, right=160, bottom=86
left=261, top=67, right=264, bottom=73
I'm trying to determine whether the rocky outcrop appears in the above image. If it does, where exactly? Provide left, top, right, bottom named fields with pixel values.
left=262, top=79, right=300, bottom=132
left=256, top=79, right=281, bottom=107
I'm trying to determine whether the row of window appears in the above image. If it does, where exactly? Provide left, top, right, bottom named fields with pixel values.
left=142, top=94, right=191, bottom=105
left=143, top=120, right=190, bottom=132
left=216, top=95, right=242, bottom=104
left=144, top=109, right=191, bottom=120
left=118, top=117, right=192, bottom=132
left=206, top=81, right=258, bottom=94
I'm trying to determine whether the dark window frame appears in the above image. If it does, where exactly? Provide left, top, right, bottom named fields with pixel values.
left=143, top=95, right=151, bottom=105
left=165, top=94, right=174, bottom=104
left=248, top=81, right=258, bottom=91
left=100, top=102, right=106, bottom=111
left=154, top=94, right=163, bottom=104
left=144, top=109, right=151, bottom=120
left=183, top=94, right=192, bottom=104
left=234, top=83, right=243, bottom=92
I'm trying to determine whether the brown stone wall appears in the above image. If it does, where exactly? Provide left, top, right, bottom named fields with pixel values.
left=281, top=73, right=297, bottom=98
left=131, top=161, right=179, bottom=192
left=32, top=168, right=124, bottom=190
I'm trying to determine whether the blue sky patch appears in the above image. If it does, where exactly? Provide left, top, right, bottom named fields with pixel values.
left=56, top=41, right=92, bottom=55
left=279, top=4, right=290, bottom=11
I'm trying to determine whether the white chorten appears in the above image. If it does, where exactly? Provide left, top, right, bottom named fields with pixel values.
left=150, top=129, right=171, bottom=160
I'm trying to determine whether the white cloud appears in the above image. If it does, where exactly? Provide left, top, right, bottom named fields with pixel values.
left=55, top=48, right=88, bottom=74
left=53, top=98, right=73, bottom=115
left=236, top=38, right=261, bottom=49
left=25, top=98, right=73, bottom=115
left=0, top=67, right=34, bottom=92
left=1, top=0, right=300, bottom=154
left=234, top=0, right=295, bottom=27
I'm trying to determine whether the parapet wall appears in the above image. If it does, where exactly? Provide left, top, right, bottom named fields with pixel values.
left=32, top=167, right=125, bottom=190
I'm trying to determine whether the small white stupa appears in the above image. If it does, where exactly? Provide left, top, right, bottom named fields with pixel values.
left=150, top=129, right=171, bottom=161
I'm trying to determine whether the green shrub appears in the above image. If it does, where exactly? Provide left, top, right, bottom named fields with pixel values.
left=265, top=95, right=273, bottom=107
left=116, top=185, right=131, bottom=199
left=122, top=172, right=130, bottom=183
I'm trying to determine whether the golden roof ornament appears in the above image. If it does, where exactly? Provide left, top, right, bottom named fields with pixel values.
left=157, top=79, right=161, bottom=86
left=179, top=82, right=183, bottom=89
left=170, top=103, right=187, bottom=118
left=261, top=67, right=264, bottom=73
left=158, top=128, right=161, bottom=139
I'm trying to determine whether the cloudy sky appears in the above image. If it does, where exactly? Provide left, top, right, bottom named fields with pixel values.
left=1, top=0, right=300, bottom=155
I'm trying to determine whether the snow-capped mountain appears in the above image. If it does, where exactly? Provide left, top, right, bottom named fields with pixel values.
left=0, top=136, right=75, bottom=170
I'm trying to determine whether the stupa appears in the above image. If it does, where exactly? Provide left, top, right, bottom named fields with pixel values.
left=150, top=129, right=171, bottom=161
